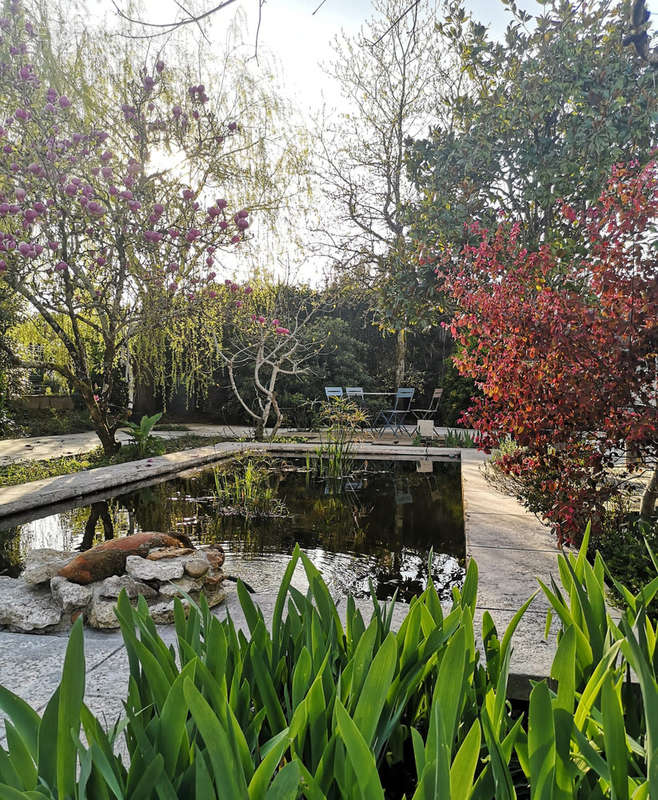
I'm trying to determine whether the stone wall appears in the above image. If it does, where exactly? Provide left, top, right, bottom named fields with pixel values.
left=11, top=394, right=74, bottom=411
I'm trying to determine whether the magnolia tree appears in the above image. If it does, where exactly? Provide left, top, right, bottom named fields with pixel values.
left=448, top=161, right=657, bottom=544
left=0, top=1, right=251, bottom=454
left=213, top=282, right=320, bottom=440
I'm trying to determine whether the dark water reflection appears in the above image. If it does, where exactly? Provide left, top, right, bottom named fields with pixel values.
left=0, top=458, right=465, bottom=601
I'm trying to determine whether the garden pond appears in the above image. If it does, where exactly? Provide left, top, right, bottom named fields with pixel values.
left=0, top=455, right=465, bottom=601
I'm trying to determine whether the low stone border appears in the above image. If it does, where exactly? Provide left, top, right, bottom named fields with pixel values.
left=0, top=441, right=248, bottom=519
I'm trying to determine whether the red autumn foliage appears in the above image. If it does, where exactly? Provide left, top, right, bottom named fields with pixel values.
left=447, top=161, right=658, bottom=544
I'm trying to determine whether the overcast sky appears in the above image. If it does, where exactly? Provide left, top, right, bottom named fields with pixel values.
left=110, top=0, right=547, bottom=113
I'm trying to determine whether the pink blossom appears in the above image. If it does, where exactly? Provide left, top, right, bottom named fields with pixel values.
left=156, top=60, right=165, bottom=73
left=182, top=188, right=195, bottom=201
left=216, top=198, right=228, bottom=209
left=275, top=327, right=290, bottom=335
left=58, top=96, right=71, bottom=109
left=15, top=187, right=25, bottom=201
left=55, top=260, right=68, bottom=271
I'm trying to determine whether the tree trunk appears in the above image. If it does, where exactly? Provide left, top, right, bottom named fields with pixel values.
left=640, top=463, right=658, bottom=520
left=395, top=328, right=406, bottom=387
left=254, top=419, right=265, bottom=441
left=86, top=397, right=120, bottom=456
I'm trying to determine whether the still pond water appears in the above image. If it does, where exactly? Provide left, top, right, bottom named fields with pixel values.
left=0, top=456, right=465, bottom=601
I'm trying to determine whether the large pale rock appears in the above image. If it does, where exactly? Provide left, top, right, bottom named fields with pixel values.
left=98, top=574, right=157, bottom=600
left=147, top=588, right=225, bottom=624
left=86, top=595, right=119, bottom=629
left=125, top=555, right=184, bottom=582
left=50, top=576, right=93, bottom=612
left=158, top=576, right=204, bottom=598
left=22, top=549, right=76, bottom=586
left=183, top=553, right=210, bottom=578
left=202, top=585, right=226, bottom=609
left=0, top=577, right=64, bottom=632
left=147, top=547, right=194, bottom=561
left=148, top=599, right=184, bottom=624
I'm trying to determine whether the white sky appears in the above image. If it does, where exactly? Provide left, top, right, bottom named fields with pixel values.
left=121, top=0, right=549, bottom=113
left=95, top=0, right=658, bottom=282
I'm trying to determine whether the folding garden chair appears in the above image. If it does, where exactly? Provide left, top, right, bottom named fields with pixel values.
left=345, top=386, right=365, bottom=402
left=324, top=386, right=343, bottom=400
left=375, top=387, right=415, bottom=437
left=411, top=388, right=443, bottom=424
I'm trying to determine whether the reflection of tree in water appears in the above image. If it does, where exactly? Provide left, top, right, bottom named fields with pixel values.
left=78, top=502, right=114, bottom=551
left=0, top=526, right=23, bottom=577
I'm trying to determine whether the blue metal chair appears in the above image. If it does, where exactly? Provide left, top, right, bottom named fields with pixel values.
left=375, top=388, right=415, bottom=436
left=324, top=386, right=343, bottom=400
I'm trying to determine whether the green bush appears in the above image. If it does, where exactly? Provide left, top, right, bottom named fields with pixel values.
left=0, top=531, right=656, bottom=797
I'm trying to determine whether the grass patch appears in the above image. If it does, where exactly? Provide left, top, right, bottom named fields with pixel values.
left=0, top=434, right=228, bottom=487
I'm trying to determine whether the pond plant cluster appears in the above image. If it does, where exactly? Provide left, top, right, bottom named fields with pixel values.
left=0, top=528, right=656, bottom=798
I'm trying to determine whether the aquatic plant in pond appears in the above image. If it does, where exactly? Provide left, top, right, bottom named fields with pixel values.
left=314, top=397, right=367, bottom=479
left=211, top=458, right=288, bottom=519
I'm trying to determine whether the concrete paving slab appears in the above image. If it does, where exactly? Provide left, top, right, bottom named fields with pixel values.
left=466, top=511, right=555, bottom=551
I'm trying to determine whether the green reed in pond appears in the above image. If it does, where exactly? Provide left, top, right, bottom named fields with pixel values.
left=314, top=398, right=367, bottom=480
left=212, top=458, right=287, bottom=518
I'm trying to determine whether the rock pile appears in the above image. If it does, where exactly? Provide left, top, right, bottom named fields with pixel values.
left=0, top=533, right=226, bottom=633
